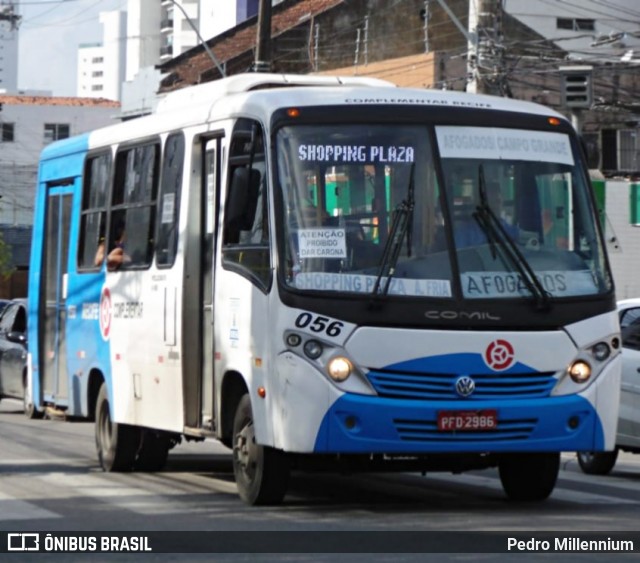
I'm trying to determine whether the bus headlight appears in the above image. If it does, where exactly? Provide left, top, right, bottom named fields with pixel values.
left=327, top=356, right=353, bottom=382
left=591, top=342, right=611, bottom=362
left=569, top=360, right=592, bottom=383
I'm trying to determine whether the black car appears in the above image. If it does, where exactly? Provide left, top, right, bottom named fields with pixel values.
left=0, top=298, right=39, bottom=417
left=0, top=299, right=10, bottom=313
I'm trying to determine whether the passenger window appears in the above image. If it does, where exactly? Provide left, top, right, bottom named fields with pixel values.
left=79, top=152, right=111, bottom=270
left=156, top=133, right=184, bottom=268
left=222, top=119, right=271, bottom=290
left=110, top=142, right=160, bottom=269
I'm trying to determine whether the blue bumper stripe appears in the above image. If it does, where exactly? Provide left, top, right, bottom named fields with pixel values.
left=313, top=394, right=604, bottom=453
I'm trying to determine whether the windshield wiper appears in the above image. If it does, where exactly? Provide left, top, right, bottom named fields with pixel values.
left=474, top=165, right=550, bottom=310
left=370, top=164, right=415, bottom=305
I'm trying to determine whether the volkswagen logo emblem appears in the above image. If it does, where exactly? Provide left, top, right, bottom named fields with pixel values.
left=455, top=376, right=475, bottom=398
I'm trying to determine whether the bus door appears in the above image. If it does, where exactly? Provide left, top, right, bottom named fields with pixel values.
left=40, top=183, right=75, bottom=406
left=200, top=137, right=222, bottom=428
left=182, top=135, right=222, bottom=430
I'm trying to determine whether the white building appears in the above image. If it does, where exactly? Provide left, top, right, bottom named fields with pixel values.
left=0, top=95, right=119, bottom=225
left=124, top=0, right=263, bottom=115
left=76, top=10, right=127, bottom=101
left=199, top=0, right=259, bottom=42
left=159, top=0, right=199, bottom=64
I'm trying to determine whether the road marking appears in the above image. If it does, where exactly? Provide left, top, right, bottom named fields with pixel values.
left=0, top=491, right=61, bottom=521
left=38, top=472, right=237, bottom=515
left=424, top=472, right=638, bottom=504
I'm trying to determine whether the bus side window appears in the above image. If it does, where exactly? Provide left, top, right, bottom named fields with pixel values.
left=78, top=152, right=111, bottom=270
left=221, top=119, right=271, bottom=290
left=110, top=142, right=160, bottom=269
left=156, top=132, right=185, bottom=268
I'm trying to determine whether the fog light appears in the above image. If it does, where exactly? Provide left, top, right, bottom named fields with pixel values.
left=303, top=340, right=323, bottom=360
left=327, top=356, right=352, bottom=382
left=569, top=360, right=591, bottom=383
left=286, top=333, right=302, bottom=347
left=592, top=342, right=610, bottom=361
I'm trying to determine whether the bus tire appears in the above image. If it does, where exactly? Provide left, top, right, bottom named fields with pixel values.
left=95, top=383, right=140, bottom=472
left=134, top=430, right=171, bottom=472
left=232, top=394, right=290, bottom=505
left=499, top=452, right=559, bottom=502
left=577, top=450, right=618, bottom=475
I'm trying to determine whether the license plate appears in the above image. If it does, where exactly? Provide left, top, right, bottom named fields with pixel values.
left=437, top=410, right=498, bottom=431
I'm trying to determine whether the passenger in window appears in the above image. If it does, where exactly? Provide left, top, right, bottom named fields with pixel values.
left=106, top=221, right=131, bottom=271
left=94, top=233, right=107, bottom=267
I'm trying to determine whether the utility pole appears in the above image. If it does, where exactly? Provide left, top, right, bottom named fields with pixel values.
left=467, top=0, right=506, bottom=95
left=252, top=0, right=273, bottom=73
left=432, top=0, right=477, bottom=91
left=0, top=3, right=20, bottom=31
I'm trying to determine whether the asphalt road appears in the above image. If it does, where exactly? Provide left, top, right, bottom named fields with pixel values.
left=1, top=398, right=640, bottom=562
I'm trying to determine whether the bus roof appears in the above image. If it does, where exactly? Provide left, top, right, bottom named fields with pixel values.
left=45, top=74, right=571, bottom=157
left=154, top=72, right=396, bottom=114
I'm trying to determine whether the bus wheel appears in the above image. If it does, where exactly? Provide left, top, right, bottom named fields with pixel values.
left=232, top=394, right=290, bottom=505
left=95, top=383, right=140, bottom=472
left=134, top=430, right=171, bottom=472
left=499, top=453, right=560, bottom=502
left=577, top=450, right=618, bottom=475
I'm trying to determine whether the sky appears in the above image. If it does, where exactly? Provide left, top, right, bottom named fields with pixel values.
left=18, top=0, right=127, bottom=97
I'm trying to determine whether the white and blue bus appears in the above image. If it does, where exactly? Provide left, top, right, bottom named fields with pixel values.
left=27, top=73, right=621, bottom=505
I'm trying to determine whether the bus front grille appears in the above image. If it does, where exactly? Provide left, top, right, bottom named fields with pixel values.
left=366, top=369, right=556, bottom=400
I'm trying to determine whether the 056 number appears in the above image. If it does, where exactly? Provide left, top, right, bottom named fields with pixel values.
left=295, top=313, right=344, bottom=337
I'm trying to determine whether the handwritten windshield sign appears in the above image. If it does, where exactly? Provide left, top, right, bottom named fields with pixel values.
left=294, top=272, right=452, bottom=297
left=436, top=126, right=574, bottom=166
left=461, top=270, right=597, bottom=298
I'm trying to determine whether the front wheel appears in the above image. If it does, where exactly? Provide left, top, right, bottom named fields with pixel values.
left=577, top=450, right=618, bottom=475
left=95, top=383, right=140, bottom=472
left=499, top=453, right=560, bottom=502
left=232, top=394, right=290, bottom=505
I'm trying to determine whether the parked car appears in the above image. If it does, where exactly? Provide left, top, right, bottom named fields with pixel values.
left=577, top=298, right=640, bottom=474
left=0, top=298, right=39, bottom=418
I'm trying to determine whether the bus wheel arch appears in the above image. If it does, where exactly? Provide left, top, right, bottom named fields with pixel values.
left=95, top=382, right=140, bottom=472
left=220, top=371, right=249, bottom=449
left=87, top=369, right=105, bottom=422
left=232, top=393, right=290, bottom=505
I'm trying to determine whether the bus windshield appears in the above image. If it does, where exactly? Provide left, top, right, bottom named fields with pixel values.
left=276, top=123, right=611, bottom=301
